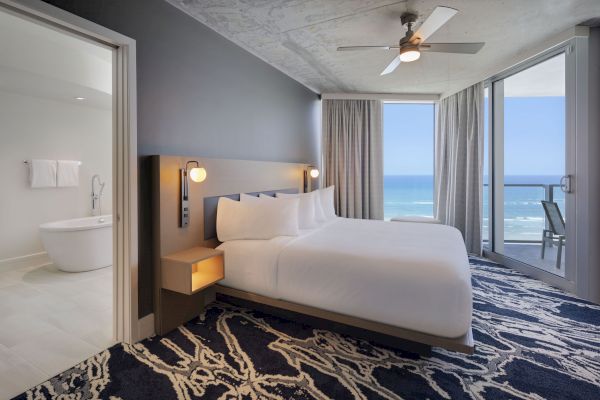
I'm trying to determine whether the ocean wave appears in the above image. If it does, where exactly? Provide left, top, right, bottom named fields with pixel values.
left=504, top=201, right=546, bottom=206
left=384, top=202, right=434, bottom=206
left=505, top=217, right=545, bottom=222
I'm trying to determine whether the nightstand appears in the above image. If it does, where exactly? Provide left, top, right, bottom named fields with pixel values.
left=161, top=247, right=224, bottom=295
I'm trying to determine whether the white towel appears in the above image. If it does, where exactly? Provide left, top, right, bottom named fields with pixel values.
left=29, top=159, right=57, bottom=188
left=57, top=160, right=81, bottom=187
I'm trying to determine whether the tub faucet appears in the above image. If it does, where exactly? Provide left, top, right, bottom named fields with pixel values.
left=91, top=174, right=106, bottom=216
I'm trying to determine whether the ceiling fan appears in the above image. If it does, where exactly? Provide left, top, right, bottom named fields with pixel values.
left=337, top=6, right=485, bottom=75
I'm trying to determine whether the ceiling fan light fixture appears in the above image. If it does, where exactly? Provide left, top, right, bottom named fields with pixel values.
left=399, top=46, right=421, bottom=62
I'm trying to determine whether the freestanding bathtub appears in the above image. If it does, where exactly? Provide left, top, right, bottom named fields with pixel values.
left=40, top=215, right=112, bottom=272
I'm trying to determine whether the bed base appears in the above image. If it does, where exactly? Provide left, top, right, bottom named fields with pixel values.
left=214, top=285, right=475, bottom=356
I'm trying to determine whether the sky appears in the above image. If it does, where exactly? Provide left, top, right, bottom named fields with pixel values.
left=383, top=103, right=434, bottom=175
left=383, top=97, right=565, bottom=177
left=500, top=96, right=565, bottom=176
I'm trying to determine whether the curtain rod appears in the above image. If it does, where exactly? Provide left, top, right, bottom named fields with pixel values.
left=321, top=93, right=440, bottom=102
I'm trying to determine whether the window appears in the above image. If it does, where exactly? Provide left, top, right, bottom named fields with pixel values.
left=383, top=103, right=435, bottom=220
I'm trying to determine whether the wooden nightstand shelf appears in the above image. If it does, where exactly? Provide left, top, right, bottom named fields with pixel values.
left=161, top=247, right=224, bottom=295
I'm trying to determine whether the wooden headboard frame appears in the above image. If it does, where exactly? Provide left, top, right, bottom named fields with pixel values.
left=150, top=155, right=306, bottom=334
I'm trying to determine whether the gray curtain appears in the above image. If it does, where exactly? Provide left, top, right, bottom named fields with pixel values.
left=323, top=99, right=383, bottom=219
left=435, top=82, right=484, bottom=255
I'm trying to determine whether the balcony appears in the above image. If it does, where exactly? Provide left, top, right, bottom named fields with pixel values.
left=483, top=183, right=565, bottom=276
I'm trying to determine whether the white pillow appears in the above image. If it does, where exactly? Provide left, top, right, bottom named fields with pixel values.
left=216, top=197, right=300, bottom=241
left=259, top=193, right=275, bottom=200
left=319, top=186, right=336, bottom=220
left=240, top=193, right=260, bottom=202
left=276, top=191, right=318, bottom=229
left=312, top=190, right=326, bottom=222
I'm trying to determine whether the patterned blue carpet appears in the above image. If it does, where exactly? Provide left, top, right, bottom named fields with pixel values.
left=14, top=258, right=600, bottom=399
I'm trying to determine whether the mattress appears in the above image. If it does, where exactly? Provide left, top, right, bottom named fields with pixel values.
left=217, top=218, right=472, bottom=338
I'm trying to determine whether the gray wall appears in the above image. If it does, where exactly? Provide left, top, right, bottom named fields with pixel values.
left=42, top=0, right=320, bottom=317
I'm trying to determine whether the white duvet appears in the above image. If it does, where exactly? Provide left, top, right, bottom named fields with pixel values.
left=217, top=218, right=472, bottom=338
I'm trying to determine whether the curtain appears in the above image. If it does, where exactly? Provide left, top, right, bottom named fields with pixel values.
left=435, top=82, right=484, bottom=255
left=323, top=99, right=383, bottom=219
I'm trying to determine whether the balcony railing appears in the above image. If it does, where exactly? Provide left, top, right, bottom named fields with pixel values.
left=483, top=183, right=564, bottom=243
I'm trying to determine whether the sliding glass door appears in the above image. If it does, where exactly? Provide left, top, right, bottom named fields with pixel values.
left=502, top=53, right=566, bottom=274
left=487, top=48, right=574, bottom=280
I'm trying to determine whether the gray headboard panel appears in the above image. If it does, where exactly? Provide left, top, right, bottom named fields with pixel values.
left=203, top=188, right=298, bottom=241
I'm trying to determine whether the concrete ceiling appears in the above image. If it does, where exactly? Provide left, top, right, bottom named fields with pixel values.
left=167, top=0, right=600, bottom=96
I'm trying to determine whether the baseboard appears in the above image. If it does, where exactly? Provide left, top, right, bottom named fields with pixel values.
left=138, top=313, right=155, bottom=341
left=0, top=252, right=51, bottom=272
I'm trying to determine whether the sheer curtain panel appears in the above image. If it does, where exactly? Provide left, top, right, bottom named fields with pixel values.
left=434, top=82, right=484, bottom=255
left=323, top=99, right=383, bottom=219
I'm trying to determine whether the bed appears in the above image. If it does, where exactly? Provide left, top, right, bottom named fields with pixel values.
left=149, top=155, right=473, bottom=353
left=215, top=216, right=473, bottom=354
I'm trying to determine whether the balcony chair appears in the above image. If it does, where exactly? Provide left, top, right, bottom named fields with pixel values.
left=540, top=201, right=565, bottom=270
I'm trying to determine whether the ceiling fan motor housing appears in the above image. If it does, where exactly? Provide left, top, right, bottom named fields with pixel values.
left=400, top=12, right=419, bottom=45
left=400, top=12, right=418, bottom=26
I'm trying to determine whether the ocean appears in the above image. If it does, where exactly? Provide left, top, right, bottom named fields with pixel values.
left=384, top=175, right=565, bottom=242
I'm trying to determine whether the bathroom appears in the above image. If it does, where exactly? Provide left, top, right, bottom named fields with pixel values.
left=0, top=9, right=114, bottom=398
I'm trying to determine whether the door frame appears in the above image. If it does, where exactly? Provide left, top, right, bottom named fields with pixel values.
left=0, top=0, right=141, bottom=343
left=483, top=30, right=589, bottom=296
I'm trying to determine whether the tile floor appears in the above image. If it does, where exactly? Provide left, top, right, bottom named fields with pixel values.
left=0, top=261, right=113, bottom=399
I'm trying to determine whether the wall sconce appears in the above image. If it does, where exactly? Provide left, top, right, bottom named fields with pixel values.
left=180, top=160, right=206, bottom=227
left=303, top=165, right=319, bottom=193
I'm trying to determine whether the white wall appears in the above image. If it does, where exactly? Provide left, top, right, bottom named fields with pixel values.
left=0, top=90, right=112, bottom=261
left=0, top=10, right=112, bottom=96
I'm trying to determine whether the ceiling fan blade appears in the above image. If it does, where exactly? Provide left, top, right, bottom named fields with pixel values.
left=420, top=42, right=485, bottom=54
left=380, top=55, right=402, bottom=75
left=411, top=6, right=458, bottom=43
left=337, top=45, right=399, bottom=51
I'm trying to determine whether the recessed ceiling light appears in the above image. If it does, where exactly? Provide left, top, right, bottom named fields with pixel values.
left=75, top=97, right=85, bottom=101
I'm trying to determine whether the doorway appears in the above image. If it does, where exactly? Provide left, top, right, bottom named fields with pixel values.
left=0, top=7, right=114, bottom=397
left=0, top=1, right=138, bottom=397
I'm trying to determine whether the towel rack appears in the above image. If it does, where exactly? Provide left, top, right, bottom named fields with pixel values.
left=23, top=160, right=82, bottom=165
